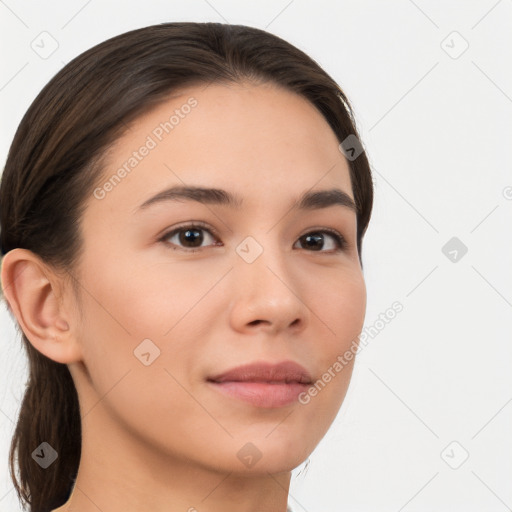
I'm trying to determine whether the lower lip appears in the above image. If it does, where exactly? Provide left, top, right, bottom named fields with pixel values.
left=207, top=381, right=311, bottom=408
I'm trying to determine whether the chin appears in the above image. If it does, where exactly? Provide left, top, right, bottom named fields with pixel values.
left=235, top=434, right=316, bottom=475
left=185, top=431, right=315, bottom=476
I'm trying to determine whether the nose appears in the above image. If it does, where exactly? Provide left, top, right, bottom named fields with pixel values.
left=228, top=242, right=309, bottom=336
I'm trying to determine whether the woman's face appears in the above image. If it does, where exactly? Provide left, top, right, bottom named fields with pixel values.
left=69, top=81, right=366, bottom=474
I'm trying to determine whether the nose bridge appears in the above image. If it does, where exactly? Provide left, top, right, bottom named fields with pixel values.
left=235, top=233, right=292, bottom=291
left=229, top=232, right=307, bottom=332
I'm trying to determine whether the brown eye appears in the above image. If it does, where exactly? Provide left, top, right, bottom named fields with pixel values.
left=160, top=223, right=220, bottom=252
left=294, top=230, right=347, bottom=252
left=159, top=224, right=347, bottom=254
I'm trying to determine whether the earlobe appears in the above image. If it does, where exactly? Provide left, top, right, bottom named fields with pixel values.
left=1, top=248, right=82, bottom=364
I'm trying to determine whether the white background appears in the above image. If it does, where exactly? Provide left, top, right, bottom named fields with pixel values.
left=1, top=1, right=511, bottom=511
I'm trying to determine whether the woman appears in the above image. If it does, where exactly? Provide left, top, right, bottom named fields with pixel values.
left=0, top=22, right=373, bottom=512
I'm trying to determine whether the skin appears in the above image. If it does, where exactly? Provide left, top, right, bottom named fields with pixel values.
left=1, top=81, right=366, bottom=512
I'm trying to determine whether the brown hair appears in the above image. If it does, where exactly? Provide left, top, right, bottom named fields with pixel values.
left=0, top=21, right=373, bottom=512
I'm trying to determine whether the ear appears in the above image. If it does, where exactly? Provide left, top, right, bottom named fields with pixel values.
left=1, top=248, right=82, bottom=364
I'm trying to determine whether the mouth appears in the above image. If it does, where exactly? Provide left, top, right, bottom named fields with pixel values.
left=206, top=360, right=313, bottom=408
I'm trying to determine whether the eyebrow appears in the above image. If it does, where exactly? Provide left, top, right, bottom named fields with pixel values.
left=136, top=185, right=357, bottom=214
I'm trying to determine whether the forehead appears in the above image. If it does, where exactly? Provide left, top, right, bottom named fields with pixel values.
left=88, top=81, right=353, bottom=218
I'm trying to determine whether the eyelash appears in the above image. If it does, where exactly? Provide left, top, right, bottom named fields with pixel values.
left=158, top=221, right=348, bottom=254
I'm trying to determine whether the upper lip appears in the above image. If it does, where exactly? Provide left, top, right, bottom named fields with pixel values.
left=207, top=360, right=313, bottom=384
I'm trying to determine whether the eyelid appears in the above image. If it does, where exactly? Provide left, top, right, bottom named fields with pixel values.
left=298, top=226, right=348, bottom=252
left=160, top=220, right=219, bottom=238
left=158, top=221, right=222, bottom=251
left=158, top=222, right=348, bottom=252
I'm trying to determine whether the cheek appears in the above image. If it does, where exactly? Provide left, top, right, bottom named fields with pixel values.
left=73, top=276, right=206, bottom=457
left=316, top=267, right=367, bottom=349
left=82, top=247, right=224, bottom=340
left=302, top=269, right=366, bottom=413
left=73, top=253, right=221, bottom=406
left=124, top=257, right=229, bottom=332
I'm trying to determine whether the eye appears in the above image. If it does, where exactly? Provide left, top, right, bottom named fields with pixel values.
left=159, top=222, right=221, bottom=252
left=159, top=223, right=347, bottom=253
left=294, top=229, right=347, bottom=253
